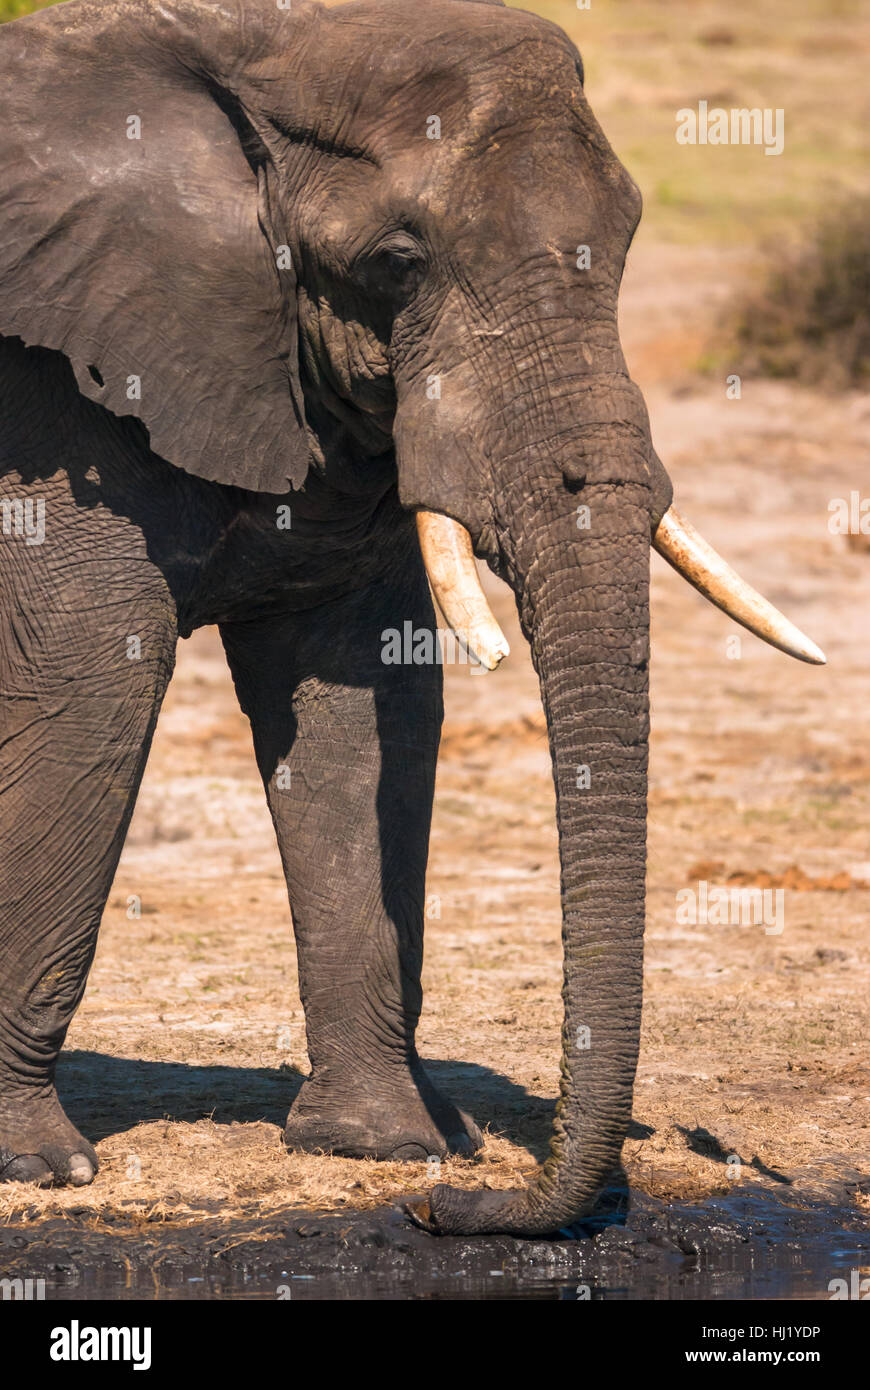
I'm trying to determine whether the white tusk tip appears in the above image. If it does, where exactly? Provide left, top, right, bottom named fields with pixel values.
left=416, top=510, right=511, bottom=673
left=798, top=641, right=826, bottom=666
left=653, top=506, right=828, bottom=669
left=488, top=638, right=511, bottom=668
left=470, top=635, right=510, bottom=670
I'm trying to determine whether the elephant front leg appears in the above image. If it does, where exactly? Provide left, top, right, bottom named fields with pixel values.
left=220, top=575, right=481, bottom=1162
left=0, top=546, right=176, bottom=1187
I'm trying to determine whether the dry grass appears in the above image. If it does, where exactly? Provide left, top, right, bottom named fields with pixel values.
left=713, top=200, right=870, bottom=386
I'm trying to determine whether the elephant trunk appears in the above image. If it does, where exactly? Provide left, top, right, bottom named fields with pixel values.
left=414, top=454, right=652, bottom=1236
left=410, top=386, right=825, bottom=1237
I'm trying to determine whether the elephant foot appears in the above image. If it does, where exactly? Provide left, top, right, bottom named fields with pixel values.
left=283, top=1062, right=483, bottom=1161
left=0, top=1088, right=98, bottom=1187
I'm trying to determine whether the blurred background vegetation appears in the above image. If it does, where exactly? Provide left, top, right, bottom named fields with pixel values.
left=714, top=198, right=870, bottom=386
left=1, top=0, right=54, bottom=20
left=3, top=0, right=869, bottom=379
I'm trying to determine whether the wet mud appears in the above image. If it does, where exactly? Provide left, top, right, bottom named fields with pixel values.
left=2, top=1178, right=868, bottom=1301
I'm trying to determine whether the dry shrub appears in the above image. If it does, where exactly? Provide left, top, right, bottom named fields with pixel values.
left=727, top=199, right=870, bottom=387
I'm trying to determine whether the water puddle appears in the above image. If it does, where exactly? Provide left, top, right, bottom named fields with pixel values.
left=2, top=1181, right=868, bottom=1300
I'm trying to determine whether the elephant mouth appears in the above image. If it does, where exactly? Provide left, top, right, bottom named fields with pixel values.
left=416, top=505, right=826, bottom=670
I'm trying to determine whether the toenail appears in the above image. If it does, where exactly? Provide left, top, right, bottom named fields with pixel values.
left=1, top=1154, right=53, bottom=1185
left=447, top=1133, right=476, bottom=1156
left=390, top=1143, right=431, bottom=1161
left=68, top=1154, right=95, bottom=1186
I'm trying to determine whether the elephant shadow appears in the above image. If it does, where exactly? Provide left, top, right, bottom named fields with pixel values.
left=56, top=1049, right=582, bottom=1160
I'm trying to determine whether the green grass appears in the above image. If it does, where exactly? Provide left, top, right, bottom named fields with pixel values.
left=0, top=0, right=58, bottom=20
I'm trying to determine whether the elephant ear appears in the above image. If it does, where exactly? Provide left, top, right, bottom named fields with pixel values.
left=0, top=0, right=310, bottom=493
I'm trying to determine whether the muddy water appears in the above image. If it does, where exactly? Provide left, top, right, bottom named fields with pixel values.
left=2, top=1182, right=867, bottom=1301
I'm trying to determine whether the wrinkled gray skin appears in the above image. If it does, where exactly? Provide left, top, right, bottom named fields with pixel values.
left=0, top=0, right=675, bottom=1235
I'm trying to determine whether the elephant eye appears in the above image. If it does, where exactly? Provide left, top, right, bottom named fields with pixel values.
left=382, top=248, right=420, bottom=277
left=369, top=234, right=427, bottom=293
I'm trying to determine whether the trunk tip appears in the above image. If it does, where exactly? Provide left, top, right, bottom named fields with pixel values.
left=403, top=1196, right=436, bottom=1232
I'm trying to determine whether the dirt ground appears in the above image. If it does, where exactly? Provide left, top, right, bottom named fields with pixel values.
left=1, top=0, right=869, bottom=1244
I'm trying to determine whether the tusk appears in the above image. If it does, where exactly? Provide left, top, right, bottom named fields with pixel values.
left=653, top=506, right=826, bottom=665
left=416, top=511, right=510, bottom=670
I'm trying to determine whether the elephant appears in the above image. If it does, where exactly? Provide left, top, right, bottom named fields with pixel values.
left=0, top=0, right=824, bottom=1236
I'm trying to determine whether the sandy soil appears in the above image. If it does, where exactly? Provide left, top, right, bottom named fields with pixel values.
left=1, top=236, right=867, bottom=1233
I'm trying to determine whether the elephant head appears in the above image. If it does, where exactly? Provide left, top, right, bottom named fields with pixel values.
left=0, top=0, right=824, bottom=1234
